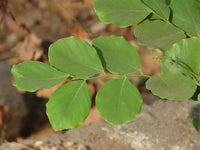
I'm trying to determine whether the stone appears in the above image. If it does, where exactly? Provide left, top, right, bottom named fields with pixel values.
left=0, top=63, right=28, bottom=140
left=1, top=98, right=200, bottom=149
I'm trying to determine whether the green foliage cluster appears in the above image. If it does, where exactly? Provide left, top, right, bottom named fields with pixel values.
left=11, top=0, right=200, bottom=132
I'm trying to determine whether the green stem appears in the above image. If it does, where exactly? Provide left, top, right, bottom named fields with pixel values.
left=152, top=11, right=170, bottom=24
left=170, top=58, right=200, bottom=85
left=87, top=74, right=123, bottom=80
left=72, top=73, right=151, bottom=81
left=194, top=75, right=200, bottom=86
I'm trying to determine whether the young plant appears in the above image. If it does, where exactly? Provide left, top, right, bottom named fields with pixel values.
left=11, top=0, right=200, bottom=132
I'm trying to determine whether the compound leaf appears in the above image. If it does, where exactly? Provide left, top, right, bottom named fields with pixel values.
left=146, top=73, right=196, bottom=100
left=11, top=61, right=68, bottom=92
left=170, top=0, right=200, bottom=37
left=142, top=0, right=170, bottom=20
left=193, top=114, right=200, bottom=134
left=49, top=36, right=104, bottom=79
left=93, top=0, right=152, bottom=27
left=46, top=80, right=91, bottom=130
left=135, top=20, right=185, bottom=50
left=161, top=37, right=200, bottom=75
left=92, top=36, right=141, bottom=74
left=96, top=77, right=142, bottom=125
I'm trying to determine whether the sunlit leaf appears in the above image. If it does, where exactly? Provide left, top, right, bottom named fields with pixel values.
left=96, top=77, right=142, bottom=125
left=161, top=37, right=200, bottom=75
left=46, top=80, right=91, bottom=130
left=92, top=36, right=141, bottom=74
left=49, top=36, right=104, bottom=79
left=93, top=0, right=152, bottom=27
left=11, top=61, right=68, bottom=92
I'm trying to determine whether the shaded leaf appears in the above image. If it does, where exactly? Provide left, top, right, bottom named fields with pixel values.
left=191, top=86, right=200, bottom=101
left=92, top=36, right=141, bottom=74
left=198, top=94, right=200, bottom=102
left=146, top=73, right=196, bottom=100
left=193, top=114, right=200, bottom=133
left=161, top=37, right=200, bottom=75
left=93, top=0, right=152, bottom=27
left=135, top=20, right=185, bottom=50
left=142, top=0, right=170, bottom=20
left=11, top=61, right=68, bottom=92
left=46, top=80, right=91, bottom=130
left=49, top=36, right=104, bottom=79
left=166, top=0, right=171, bottom=5
left=170, top=0, right=200, bottom=37
left=96, top=77, right=142, bottom=125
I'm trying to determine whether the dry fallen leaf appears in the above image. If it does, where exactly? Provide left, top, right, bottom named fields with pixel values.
left=36, top=79, right=71, bottom=98
left=130, top=40, right=162, bottom=75
left=48, top=0, right=93, bottom=22
left=11, top=33, right=43, bottom=61
left=0, top=105, right=9, bottom=126
left=87, top=83, right=96, bottom=98
left=68, top=24, right=89, bottom=39
left=82, top=106, right=105, bottom=126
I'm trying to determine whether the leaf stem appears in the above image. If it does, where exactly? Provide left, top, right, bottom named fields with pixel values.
left=170, top=57, right=200, bottom=86
left=194, top=75, right=200, bottom=86
left=74, top=72, right=151, bottom=81
left=152, top=11, right=170, bottom=24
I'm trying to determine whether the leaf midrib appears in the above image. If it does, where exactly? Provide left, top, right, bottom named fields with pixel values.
left=64, top=81, right=85, bottom=113
left=116, top=78, right=127, bottom=115
left=17, top=74, right=68, bottom=81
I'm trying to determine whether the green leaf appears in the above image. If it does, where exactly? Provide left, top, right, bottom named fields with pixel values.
left=134, top=20, right=185, bottom=50
left=191, top=86, right=200, bottom=101
left=146, top=73, right=197, bottom=100
left=161, top=37, right=200, bottom=75
left=11, top=61, right=68, bottom=92
left=92, top=36, right=141, bottom=74
left=170, top=0, right=200, bottom=37
left=142, top=0, right=170, bottom=20
left=93, top=0, right=152, bottom=27
left=150, top=14, right=162, bottom=20
left=166, top=0, right=171, bottom=5
left=198, top=94, right=200, bottom=102
left=46, top=80, right=91, bottom=130
left=193, top=114, right=200, bottom=133
left=96, top=77, right=142, bottom=125
left=49, top=36, right=104, bottom=79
